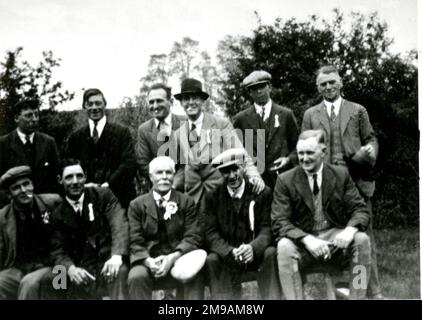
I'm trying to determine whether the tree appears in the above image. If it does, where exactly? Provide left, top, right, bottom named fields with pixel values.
left=217, top=10, right=418, bottom=227
left=168, top=37, right=200, bottom=80
left=139, top=54, right=169, bottom=94
left=0, top=47, right=74, bottom=134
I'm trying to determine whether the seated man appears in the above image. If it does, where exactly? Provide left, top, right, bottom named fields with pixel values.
left=203, top=149, right=281, bottom=300
left=127, top=156, right=205, bottom=300
left=272, top=130, right=371, bottom=300
left=49, top=158, right=129, bottom=299
left=0, top=166, right=61, bottom=299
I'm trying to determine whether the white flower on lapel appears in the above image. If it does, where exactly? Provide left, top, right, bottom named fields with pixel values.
left=248, top=201, right=255, bottom=232
left=88, top=203, right=95, bottom=222
left=41, top=211, right=51, bottom=224
left=274, top=114, right=280, bottom=128
left=163, top=201, right=178, bottom=220
left=206, top=129, right=211, bottom=144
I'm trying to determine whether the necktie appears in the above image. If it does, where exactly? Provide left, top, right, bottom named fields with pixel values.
left=25, top=134, right=32, bottom=145
left=74, top=201, right=81, bottom=216
left=189, top=123, right=199, bottom=147
left=312, top=174, right=319, bottom=196
left=330, top=104, right=336, bottom=120
left=259, top=108, right=265, bottom=121
left=92, top=121, right=99, bottom=143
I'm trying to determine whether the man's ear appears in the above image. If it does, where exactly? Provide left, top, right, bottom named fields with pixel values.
left=57, top=175, right=62, bottom=185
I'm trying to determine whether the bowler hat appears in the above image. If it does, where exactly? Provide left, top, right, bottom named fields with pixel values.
left=211, top=148, right=247, bottom=170
left=0, top=166, right=32, bottom=189
left=174, top=78, right=209, bottom=100
left=242, top=70, right=272, bottom=88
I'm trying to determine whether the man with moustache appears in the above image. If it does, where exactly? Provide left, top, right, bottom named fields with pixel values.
left=0, top=166, right=61, bottom=299
left=233, top=70, right=299, bottom=189
left=67, top=88, right=138, bottom=208
left=301, top=65, right=382, bottom=299
left=272, top=130, right=371, bottom=300
left=135, top=84, right=187, bottom=193
left=203, top=149, right=281, bottom=300
left=0, top=99, right=60, bottom=207
left=128, top=156, right=205, bottom=300
left=171, top=78, right=265, bottom=207
left=49, top=159, right=129, bottom=299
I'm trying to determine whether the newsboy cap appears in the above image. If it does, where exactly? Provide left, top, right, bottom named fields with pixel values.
left=0, top=166, right=32, bottom=189
left=242, top=70, right=272, bottom=88
left=211, top=148, right=247, bottom=170
left=174, top=78, right=209, bottom=100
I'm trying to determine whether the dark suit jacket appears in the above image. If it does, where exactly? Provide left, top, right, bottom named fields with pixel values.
left=204, top=182, right=273, bottom=261
left=0, top=194, right=62, bottom=270
left=233, top=102, right=299, bottom=188
left=67, top=121, right=138, bottom=207
left=302, top=99, right=379, bottom=197
left=50, top=187, right=129, bottom=271
left=135, top=114, right=187, bottom=191
left=128, top=189, right=201, bottom=265
left=271, top=164, right=369, bottom=243
left=0, top=130, right=60, bottom=194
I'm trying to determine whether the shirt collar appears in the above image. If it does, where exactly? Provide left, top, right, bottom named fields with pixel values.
left=324, top=97, right=342, bottom=116
left=154, top=112, right=172, bottom=129
left=153, top=190, right=172, bottom=202
left=227, top=179, right=246, bottom=199
left=188, top=112, right=204, bottom=131
left=16, top=129, right=34, bottom=144
left=254, top=99, right=272, bottom=120
left=88, top=116, right=107, bottom=138
left=66, top=193, right=85, bottom=212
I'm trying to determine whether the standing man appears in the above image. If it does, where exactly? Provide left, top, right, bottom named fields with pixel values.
left=301, top=65, right=382, bottom=298
left=171, top=78, right=265, bottom=206
left=0, top=99, right=60, bottom=206
left=67, top=88, right=138, bottom=208
left=49, top=159, right=129, bottom=299
left=0, top=166, right=61, bottom=299
left=272, top=130, right=371, bottom=300
left=127, top=156, right=205, bottom=300
left=204, top=149, right=281, bottom=300
left=234, top=70, right=299, bottom=189
left=135, top=84, right=187, bottom=193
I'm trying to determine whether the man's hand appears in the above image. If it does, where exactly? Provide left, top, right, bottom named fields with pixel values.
left=333, top=227, right=358, bottom=249
left=101, top=255, right=123, bottom=283
left=361, top=144, right=376, bottom=161
left=144, top=257, right=160, bottom=276
left=270, top=157, right=289, bottom=172
left=85, top=182, right=100, bottom=188
left=249, top=176, right=265, bottom=195
left=237, top=244, right=254, bottom=264
left=154, top=252, right=181, bottom=278
left=302, top=235, right=331, bottom=259
left=100, top=182, right=110, bottom=188
left=68, top=265, right=96, bottom=285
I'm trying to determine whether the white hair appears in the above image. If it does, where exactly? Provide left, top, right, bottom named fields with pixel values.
left=149, top=156, right=176, bottom=174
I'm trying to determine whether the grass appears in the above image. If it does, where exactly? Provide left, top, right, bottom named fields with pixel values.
left=242, top=228, right=420, bottom=300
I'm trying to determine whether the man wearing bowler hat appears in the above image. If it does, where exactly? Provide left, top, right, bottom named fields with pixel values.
left=170, top=78, right=265, bottom=207
left=0, top=166, right=61, bottom=299
left=233, top=70, right=299, bottom=189
left=203, top=148, right=281, bottom=300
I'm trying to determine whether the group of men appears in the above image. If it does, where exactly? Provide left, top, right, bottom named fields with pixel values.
left=0, top=64, right=383, bottom=300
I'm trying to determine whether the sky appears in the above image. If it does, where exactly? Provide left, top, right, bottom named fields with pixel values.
left=0, top=0, right=418, bottom=111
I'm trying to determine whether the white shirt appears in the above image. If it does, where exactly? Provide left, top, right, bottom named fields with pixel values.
left=153, top=190, right=171, bottom=206
left=227, top=179, right=246, bottom=199
left=88, top=116, right=107, bottom=138
left=17, top=129, right=34, bottom=144
left=66, top=193, right=85, bottom=214
left=305, top=163, right=323, bottom=194
left=188, top=112, right=204, bottom=135
left=324, top=97, right=342, bottom=118
left=154, top=113, right=172, bottom=136
left=254, top=99, right=272, bottom=122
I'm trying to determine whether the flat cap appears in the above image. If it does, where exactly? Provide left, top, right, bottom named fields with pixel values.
left=211, top=148, right=247, bottom=170
left=242, top=70, right=272, bottom=88
left=0, top=166, right=32, bottom=189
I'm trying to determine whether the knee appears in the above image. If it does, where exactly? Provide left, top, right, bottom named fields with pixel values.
left=277, top=238, right=297, bottom=258
left=128, top=265, right=150, bottom=286
left=205, top=253, right=221, bottom=267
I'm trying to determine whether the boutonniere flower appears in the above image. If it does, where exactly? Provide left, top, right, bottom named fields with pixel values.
left=274, top=114, right=280, bottom=128
left=41, top=211, right=51, bottom=224
left=88, top=203, right=95, bottom=222
left=248, top=201, right=255, bottom=232
left=163, top=201, right=178, bottom=220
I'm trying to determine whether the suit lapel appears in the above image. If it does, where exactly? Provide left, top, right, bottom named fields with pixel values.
left=294, top=168, right=314, bottom=212
left=245, top=106, right=262, bottom=129
left=33, top=132, right=46, bottom=168
left=145, top=191, right=158, bottom=221
left=339, top=99, right=354, bottom=136
left=198, top=112, right=216, bottom=152
left=317, top=102, right=330, bottom=134
left=9, top=131, right=25, bottom=158
left=266, top=103, right=279, bottom=145
left=58, top=201, right=80, bottom=229
left=322, top=165, right=336, bottom=207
